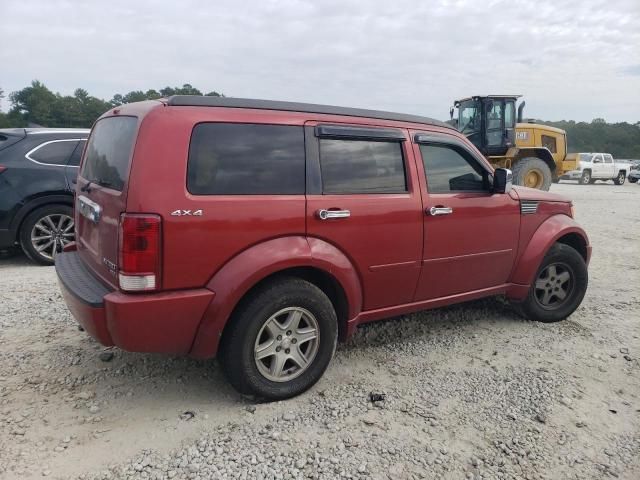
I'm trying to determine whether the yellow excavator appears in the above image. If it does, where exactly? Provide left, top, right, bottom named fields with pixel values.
left=450, top=95, right=578, bottom=190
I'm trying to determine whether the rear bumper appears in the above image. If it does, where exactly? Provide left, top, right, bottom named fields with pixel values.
left=55, top=252, right=215, bottom=354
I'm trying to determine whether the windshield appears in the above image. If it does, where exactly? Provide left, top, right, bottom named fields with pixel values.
left=579, top=153, right=593, bottom=162
left=458, top=100, right=480, bottom=135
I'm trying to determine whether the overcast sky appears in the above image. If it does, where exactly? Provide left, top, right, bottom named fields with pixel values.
left=1, top=0, right=639, bottom=122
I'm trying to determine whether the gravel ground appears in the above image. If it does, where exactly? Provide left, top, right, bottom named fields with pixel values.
left=1, top=182, right=639, bottom=480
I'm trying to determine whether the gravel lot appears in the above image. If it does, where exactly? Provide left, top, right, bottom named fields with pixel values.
left=1, top=182, right=638, bottom=480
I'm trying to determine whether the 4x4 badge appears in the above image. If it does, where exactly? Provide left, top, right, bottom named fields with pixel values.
left=170, top=209, right=203, bottom=216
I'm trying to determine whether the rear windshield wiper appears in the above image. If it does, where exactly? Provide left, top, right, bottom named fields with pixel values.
left=80, top=180, right=93, bottom=193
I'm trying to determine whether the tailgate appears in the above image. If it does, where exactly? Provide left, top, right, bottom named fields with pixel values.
left=76, top=116, right=138, bottom=287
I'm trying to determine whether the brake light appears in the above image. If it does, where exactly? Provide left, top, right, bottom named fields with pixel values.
left=118, top=214, right=161, bottom=291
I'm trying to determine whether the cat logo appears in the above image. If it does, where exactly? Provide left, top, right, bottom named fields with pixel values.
left=170, top=209, right=203, bottom=216
left=516, top=131, right=529, bottom=141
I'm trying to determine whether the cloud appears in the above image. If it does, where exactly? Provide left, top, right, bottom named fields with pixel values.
left=1, top=0, right=639, bottom=121
left=620, top=64, right=640, bottom=76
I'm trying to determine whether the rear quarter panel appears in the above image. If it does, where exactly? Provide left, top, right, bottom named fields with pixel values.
left=126, top=107, right=308, bottom=290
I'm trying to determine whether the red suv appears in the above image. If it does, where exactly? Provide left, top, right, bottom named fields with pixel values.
left=55, top=96, right=591, bottom=400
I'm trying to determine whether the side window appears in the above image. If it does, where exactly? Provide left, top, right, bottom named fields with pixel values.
left=420, top=144, right=488, bottom=193
left=541, top=135, right=557, bottom=153
left=27, top=140, right=77, bottom=165
left=505, top=102, right=515, bottom=128
left=67, top=140, right=86, bottom=166
left=486, top=102, right=504, bottom=130
left=593, top=154, right=603, bottom=163
left=604, top=154, right=613, bottom=164
left=319, top=139, right=406, bottom=194
left=187, top=123, right=305, bottom=195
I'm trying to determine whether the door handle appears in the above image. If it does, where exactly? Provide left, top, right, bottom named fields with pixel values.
left=317, top=209, right=351, bottom=220
left=428, top=206, right=453, bottom=216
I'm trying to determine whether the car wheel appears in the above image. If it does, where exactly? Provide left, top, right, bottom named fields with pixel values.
left=19, top=204, right=74, bottom=266
left=629, top=177, right=638, bottom=183
left=219, top=277, right=338, bottom=400
left=579, top=170, right=591, bottom=185
left=613, top=171, right=626, bottom=185
left=511, top=243, right=588, bottom=323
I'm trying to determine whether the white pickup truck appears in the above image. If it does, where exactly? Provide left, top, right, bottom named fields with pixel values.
left=560, top=153, right=632, bottom=185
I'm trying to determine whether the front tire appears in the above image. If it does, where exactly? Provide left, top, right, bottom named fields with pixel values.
left=219, top=277, right=338, bottom=400
left=613, top=171, right=626, bottom=185
left=19, top=204, right=75, bottom=265
left=511, top=157, right=552, bottom=190
left=579, top=170, right=591, bottom=185
left=511, top=243, right=588, bottom=323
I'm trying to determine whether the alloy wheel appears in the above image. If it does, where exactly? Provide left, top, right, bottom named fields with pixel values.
left=254, top=307, right=320, bottom=382
left=30, top=214, right=74, bottom=261
left=534, top=263, right=573, bottom=310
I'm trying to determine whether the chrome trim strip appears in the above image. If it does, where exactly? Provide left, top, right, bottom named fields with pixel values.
left=28, top=129, right=90, bottom=135
left=24, top=139, right=86, bottom=167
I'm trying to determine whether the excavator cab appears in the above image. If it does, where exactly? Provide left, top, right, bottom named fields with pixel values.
left=452, top=95, right=521, bottom=157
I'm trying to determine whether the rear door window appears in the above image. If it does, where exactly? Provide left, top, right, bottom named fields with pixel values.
left=319, top=139, right=406, bottom=194
left=187, top=123, right=305, bottom=195
left=27, top=140, right=78, bottom=165
left=81, top=116, right=137, bottom=191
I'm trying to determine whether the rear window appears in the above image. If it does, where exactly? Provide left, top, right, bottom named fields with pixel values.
left=81, top=116, right=137, bottom=191
left=187, top=123, right=305, bottom=195
left=28, top=140, right=78, bottom=165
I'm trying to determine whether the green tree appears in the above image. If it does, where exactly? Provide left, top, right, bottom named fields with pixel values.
left=9, top=80, right=57, bottom=126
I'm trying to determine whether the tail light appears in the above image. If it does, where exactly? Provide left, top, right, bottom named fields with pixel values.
left=0, top=165, right=7, bottom=174
left=118, top=213, right=161, bottom=291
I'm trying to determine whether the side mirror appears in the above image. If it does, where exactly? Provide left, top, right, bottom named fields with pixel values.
left=449, top=106, right=454, bottom=120
left=493, top=168, right=512, bottom=193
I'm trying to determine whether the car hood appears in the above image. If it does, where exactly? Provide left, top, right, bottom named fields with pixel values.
left=511, top=186, right=570, bottom=203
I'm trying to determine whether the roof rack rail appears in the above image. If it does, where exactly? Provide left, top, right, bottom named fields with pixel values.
left=166, top=96, right=452, bottom=129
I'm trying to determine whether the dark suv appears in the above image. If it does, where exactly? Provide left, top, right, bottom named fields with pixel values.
left=55, top=97, right=590, bottom=400
left=0, top=128, right=89, bottom=264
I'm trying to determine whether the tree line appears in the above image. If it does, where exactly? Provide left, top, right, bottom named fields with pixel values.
left=537, top=119, right=640, bottom=159
left=1, top=81, right=638, bottom=158
left=0, top=80, right=223, bottom=129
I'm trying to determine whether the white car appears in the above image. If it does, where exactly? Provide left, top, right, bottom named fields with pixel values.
left=560, top=153, right=630, bottom=185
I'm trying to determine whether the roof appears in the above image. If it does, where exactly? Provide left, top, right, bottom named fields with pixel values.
left=455, top=95, right=522, bottom=103
left=166, top=95, right=453, bottom=129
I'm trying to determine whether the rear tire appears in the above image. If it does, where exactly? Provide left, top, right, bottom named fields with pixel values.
left=219, top=277, right=338, bottom=401
left=511, top=157, right=552, bottom=190
left=510, top=243, right=588, bottom=323
left=19, top=204, right=74, bottom=266
left=613, top=171, right=626, bottom=185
